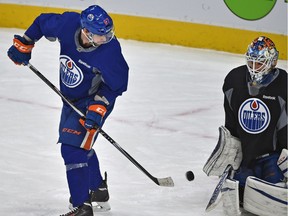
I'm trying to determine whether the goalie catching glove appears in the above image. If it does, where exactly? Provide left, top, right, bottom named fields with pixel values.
left=80, top=100, right=107, bottom=131
left=7, top=35, right=34, bottom=65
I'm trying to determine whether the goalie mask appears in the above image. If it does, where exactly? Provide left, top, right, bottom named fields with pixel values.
left=80, top=5, right=115, bottom=46
left=245, top=36, right=278, bottom=83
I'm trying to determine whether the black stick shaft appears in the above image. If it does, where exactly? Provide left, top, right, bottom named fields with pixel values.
left=27, top=63, right=173, bottom=187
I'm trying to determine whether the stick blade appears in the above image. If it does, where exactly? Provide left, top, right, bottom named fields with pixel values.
left=156, top=176, right=174, bottom=187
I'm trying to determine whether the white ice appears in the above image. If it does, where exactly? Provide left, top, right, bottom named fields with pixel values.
left=0, top=28, right=286, bottom=216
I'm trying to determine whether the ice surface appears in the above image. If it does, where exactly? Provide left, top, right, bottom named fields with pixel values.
left=0, top=28, right=286, bottom=215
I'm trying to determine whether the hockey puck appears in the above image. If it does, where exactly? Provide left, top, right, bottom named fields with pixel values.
left=186, top=171, right=195, bottom=181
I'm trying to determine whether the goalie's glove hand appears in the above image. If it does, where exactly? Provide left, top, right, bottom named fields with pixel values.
left=80, top=101, right=107, bottom=130
left=7, top=35, right=34, bottom=65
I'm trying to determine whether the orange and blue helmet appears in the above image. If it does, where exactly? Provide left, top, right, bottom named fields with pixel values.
left=245, top=36, right=279, bottom=83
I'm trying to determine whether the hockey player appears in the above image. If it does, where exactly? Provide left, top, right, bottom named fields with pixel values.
left=7, top=5, right=129, bottom=216
left=203, top=36, right=287, bottom=215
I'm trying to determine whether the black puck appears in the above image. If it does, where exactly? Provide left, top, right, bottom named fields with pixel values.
left=186, top=171, right=195, bottom=181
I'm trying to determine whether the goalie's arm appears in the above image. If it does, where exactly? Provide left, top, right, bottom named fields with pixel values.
left=222, top=86, right=239, bottom=138
left=276, top=98, right=287, bottom=151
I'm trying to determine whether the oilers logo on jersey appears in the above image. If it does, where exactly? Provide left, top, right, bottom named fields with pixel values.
left=238, top=98, right=270, bottom=134
left=60, top=55, right=83, bottom=88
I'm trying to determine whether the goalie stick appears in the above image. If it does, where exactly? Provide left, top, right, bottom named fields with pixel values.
left=205, top=165, right=232, bottom=212
left=27, top=63, right=174, bottom=187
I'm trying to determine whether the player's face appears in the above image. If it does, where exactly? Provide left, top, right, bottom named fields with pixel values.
left=247, top=60, right=266, bottom=73
left=81, top=28, right=114, bottom=46
left=89, top=33, right=109, bottom=44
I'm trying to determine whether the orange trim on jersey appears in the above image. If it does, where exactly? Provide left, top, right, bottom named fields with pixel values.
left=81, top=129, right=97, bottom=150
left=79, top=118, right=98, bottom=150
left=79, top=118, right=85, bottom=127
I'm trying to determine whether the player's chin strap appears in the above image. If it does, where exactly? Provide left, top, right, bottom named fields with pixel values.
left=26, top=62, right=174, bottom=187
left=81, top=29, right=98, bottom=47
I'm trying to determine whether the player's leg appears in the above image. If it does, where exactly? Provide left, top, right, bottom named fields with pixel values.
left=61, top=144, right=93, bottom=215
left=87, top=149, right=103, bottom=190
left=88, top=149, right=110, bottom=211
left=221, top=166, right=254, bottom=215
left=258, top=153, right=284, bottom=183
left=221, top=178, right=241, bottom=216
left=242, top=153, right=286, bottom=216
left=233, top=166, right=255, bottom=204
left=243, top=176, right=287, bottom=216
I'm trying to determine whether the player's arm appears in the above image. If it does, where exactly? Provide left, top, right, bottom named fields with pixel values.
left=7, top=13, right=63, bottom=65
left=277, top=125, right=287, bottom=150
left=24, top=13, right=65, bottom=42
left=80, top=83, right=119, bottom=131
left=276, top=96, right=287, bottom=151
left=80, top=96, right=108, bottom=131
left=7, top=35, right=35, bottom=65
left=81, top=44, right=129, bottom=131
left=222, top=81, right=239, bottom=138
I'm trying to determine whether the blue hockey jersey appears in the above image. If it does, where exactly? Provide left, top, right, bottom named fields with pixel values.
left=24, top=12, right=129, bottom=148
left=25, top=12, right=129, bottom=105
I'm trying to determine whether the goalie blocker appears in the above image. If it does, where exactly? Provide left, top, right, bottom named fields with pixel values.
left=203, top=126, right=242, bottom=177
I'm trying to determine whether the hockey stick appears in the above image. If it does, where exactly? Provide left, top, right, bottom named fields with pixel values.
left=205, top=165, right=232, bottom=212
left=26, top=63, right=174, bottom=187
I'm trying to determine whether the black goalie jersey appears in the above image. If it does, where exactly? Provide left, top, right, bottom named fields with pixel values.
left=222, top=65, right=287, bottom=166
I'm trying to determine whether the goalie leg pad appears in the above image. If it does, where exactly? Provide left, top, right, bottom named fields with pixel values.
left=277, top=149, right=288, bottom=179
left=203, top=126, right=242, bottom=176
left=244, top=176, right=288, bottom=216
left=221, top=179, right=241, bottom=216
